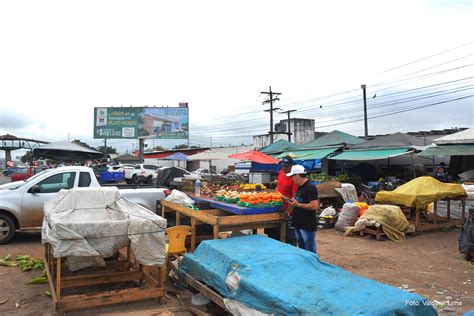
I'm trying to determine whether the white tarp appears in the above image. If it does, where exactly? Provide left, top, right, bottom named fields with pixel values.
left=42, top=187, right=167, bottom=271
left=434, top=128, right=474, bottom=145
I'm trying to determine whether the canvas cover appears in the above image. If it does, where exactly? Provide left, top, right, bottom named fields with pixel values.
left=156, top=167, right=190, bottom=187
left=42, top=187, right=167, bottom=270
left=346, top=205, right=414, bottom=242
left=375, top=176, right=467, bottom=210
left=179, top=235, right=436, bottom=315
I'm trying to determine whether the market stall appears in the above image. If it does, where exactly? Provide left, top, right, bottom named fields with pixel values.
left=375, top=176, right=467, bottom=232
left=161, top=200, right=286, bottom=251
left=176, top=235, right=437, bottom=315
left=42, top=187, right=166, bottom=313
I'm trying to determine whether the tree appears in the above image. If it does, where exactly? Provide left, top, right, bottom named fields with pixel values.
left=173, top=144, right=188, bottom=149
left=96, top=146, right=118, bottom=155
left=152, top=146, right=167, bottom=151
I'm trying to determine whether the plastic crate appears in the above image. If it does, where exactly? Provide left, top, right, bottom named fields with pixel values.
left=99, top=171, right=125, bottom=182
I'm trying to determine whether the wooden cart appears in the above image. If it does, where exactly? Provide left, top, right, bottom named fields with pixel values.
left=161, top=200, right=287, bottom=252
left=44, top=243, right=165, bottom=313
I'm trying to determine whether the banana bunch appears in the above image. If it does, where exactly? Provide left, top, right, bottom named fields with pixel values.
left=240, top=183, right=267, bottom=191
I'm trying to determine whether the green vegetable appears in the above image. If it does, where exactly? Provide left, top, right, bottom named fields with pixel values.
left=26, top=276, right=48, bottom=284
left=44, top=290, right=52, bottom=297
left=15, top=255, right=45, bottom=272
left=0, top=254, right=17, bottom=267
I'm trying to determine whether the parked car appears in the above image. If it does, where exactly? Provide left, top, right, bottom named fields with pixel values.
left=124, top=164, right=160, bottom=184
left=0, top=166, right=170, bottom=244
left=11, top=166, right=48, bottom=182
left=192, top=168, right=219, bottom=179
left=2, top=166, right=22, bottom=177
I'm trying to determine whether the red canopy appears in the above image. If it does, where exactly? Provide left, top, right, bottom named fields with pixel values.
left=228, top=150, right=279, bottom=164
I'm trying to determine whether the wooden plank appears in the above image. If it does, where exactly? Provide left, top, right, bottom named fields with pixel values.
left=190, top=217, right=197, bottom=252
left=44, top=253, right=59, bottom=308
left=56, top=257, right=61, bottom=300
left=61, top=271, right=143, bottom=288
left=216, top=212, right=285, bottom=225
left=170, top=261, right=226, bottom=310
left=142, top=271, right=160, bottom=287
left=188, top=305, right=212, bottom=316
left=221, top=222, right=281, bottom=232
left=213, top=225, right=219, bottom=239
left=56, top=287, right=165, bottom=311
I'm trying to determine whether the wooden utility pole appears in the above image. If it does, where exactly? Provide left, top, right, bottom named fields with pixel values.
left=361, top=84, right=368, bottom=138
left=103, top=138, right=107, bottom=160
left=261, top=86, right=281, bottom=144
left=279, top=109, right=297, bottom=142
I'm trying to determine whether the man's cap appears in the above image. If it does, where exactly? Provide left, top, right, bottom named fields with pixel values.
left=286, top=165, right=306, bottom=176
left=281, top=155, right=294, bottom=167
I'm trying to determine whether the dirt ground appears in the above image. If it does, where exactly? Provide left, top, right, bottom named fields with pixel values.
left=1, top=229, right=473, bottom=315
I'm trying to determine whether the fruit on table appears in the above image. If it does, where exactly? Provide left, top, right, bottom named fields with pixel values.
left=240, top=183, right=267, bottom=191
left=239, top=191, right=283, bottom=204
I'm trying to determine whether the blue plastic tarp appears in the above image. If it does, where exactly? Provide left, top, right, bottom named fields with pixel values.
left=179, top=235, right=437, bottom=315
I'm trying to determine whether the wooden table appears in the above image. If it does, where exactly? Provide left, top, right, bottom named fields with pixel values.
left=161, top=200, right=287, bottom=251
left=44, top=243, right=165, bottom=313
left=414, top=197, right=466, bottom=232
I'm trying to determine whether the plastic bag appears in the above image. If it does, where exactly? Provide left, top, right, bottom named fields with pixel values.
left=320, top=207, right=336, bottom=217
left=165, top=189, right=195, bottom=206
left=335, top=202, right=360, bottom=232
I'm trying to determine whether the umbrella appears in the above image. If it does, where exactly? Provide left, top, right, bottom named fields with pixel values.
left=33, top=141, right=103, bottom=160
left=228, top=150, right=279, bottom=164
left=161, top=152, right=189, bottom=161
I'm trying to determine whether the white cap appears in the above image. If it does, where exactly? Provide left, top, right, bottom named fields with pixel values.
left=286, top=165, right=306, bottom=176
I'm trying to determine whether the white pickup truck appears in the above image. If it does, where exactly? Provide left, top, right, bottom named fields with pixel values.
left=0, top=166, right=169, bottom=244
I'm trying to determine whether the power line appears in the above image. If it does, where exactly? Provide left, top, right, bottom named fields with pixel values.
left=376, top=41, right=474, bottom=75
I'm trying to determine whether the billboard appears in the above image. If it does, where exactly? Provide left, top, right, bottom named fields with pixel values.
left=93, top=107, right=189, bottom=139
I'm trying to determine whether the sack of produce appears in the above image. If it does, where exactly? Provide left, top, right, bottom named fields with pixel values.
left=335, top=203, right=360, bottom=232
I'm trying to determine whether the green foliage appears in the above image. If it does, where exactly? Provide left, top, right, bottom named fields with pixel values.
left=173, top=144, right=188, bottom=149
left=96, top=146, right=118, bottom=155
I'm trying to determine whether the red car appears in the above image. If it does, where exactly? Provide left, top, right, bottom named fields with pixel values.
left=11, top=167, right=48, bottom=181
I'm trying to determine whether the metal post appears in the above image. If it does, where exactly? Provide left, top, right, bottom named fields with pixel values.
left=361, top=84, right=368, bottom=138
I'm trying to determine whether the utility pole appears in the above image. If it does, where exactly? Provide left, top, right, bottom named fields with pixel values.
left=361, top=84, right=368, bottom=138
left=279, top=109, right=297, bottom=142
left=261, top=86, right=281, bottom=144
left=103, top=138, right=107, bottom=160
left=138, top=138, right=144, bottom=163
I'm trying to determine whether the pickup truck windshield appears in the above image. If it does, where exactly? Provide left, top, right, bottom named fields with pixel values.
left=11, top=169, right=54, bottom=189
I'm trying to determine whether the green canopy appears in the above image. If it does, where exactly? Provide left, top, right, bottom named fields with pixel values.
left=259, top=139, right=301, bottom=154
left=276, top=147, right=339, bottom=160
left=418, top=144, right=474, bottom=156
left=303, top=130, right=364, bottom=148
left=329, top=148, right=413, bottom=161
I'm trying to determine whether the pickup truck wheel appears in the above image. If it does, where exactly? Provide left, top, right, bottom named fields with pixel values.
left=146, top=175, right=153, bottom=184
left=132, top=174, right=138, bottom=184
left=0, top=214, right=15, bottom=245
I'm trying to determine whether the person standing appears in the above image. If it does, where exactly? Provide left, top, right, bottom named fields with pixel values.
left=286, top=165, right=319, bottom=254
left=266, top=156, right=298, bottom=243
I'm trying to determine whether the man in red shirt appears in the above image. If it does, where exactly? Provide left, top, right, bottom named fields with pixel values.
left=266, top=156, right=297, bottom=244
left=277, top=156, right=298, bottom=206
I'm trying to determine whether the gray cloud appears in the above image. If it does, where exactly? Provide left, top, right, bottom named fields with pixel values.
left=0, top=110, right=35, bottom=130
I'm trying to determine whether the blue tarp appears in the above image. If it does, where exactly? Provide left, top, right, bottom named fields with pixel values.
left=179, top=235, right=437, bottom=315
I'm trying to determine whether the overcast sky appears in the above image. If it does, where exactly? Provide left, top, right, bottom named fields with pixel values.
left=0, top=0, right=473, bottom=159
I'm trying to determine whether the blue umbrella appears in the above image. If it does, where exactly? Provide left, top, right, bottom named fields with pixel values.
left=162, top=152, right=189, bottom=161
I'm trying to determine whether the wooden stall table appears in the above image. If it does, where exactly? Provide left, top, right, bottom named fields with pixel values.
left=414, top=197, right=466, bottom=232
left=161, top=200, right=287, bottom=252
left=44, top=243, right=165, bottom=313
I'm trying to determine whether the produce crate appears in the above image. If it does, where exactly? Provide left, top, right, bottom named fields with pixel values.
left=99, top=171, right=125, bottom=182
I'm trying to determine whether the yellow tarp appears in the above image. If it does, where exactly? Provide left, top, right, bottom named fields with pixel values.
left=346, top=205, right=414, bottom=242
left=375, top=176, right=467, bottom=210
